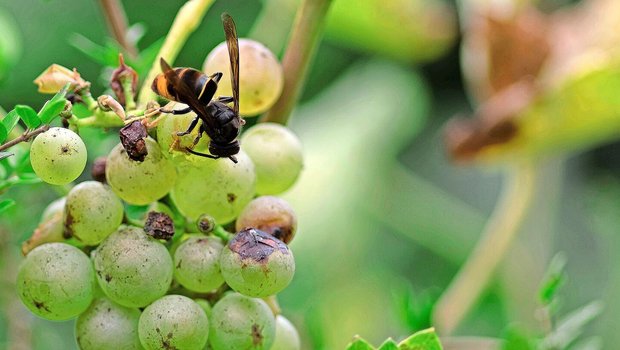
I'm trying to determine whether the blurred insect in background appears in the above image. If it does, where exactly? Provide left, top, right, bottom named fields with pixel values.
left=152, top=13, right=243, bottom=163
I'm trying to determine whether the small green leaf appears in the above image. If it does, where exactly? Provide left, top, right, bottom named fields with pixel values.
left=15, top=173, right=41, bottom=185
left=14, top=105, right=41, bottom=128
left=541, top=301, right=603, bottom=349
left=38, top=85, right=69, bottom=123
left=378, top=338, right=398, bottom=350
left=0, top=123, right=7, bottom=143
left=502, top=326, right=535, bottom=350
left=2, top=109, right=19, bottom=133
left=398, top=328, right=442, bottom=350
left=539, top=252, right=568, bottom=305
left=346, top=336, right=375, bottom=350
left=0, top=198, right=15, bottom=213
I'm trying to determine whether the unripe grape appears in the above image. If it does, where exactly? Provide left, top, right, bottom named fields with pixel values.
left=203, top=39, right=284, bottom=116
left=174, top=236, right=225, bottom=293
left=271, top=315, right=301, bottom=350
left=156, top=103, right=210, bottom=163
left=17, top=243, right=95, bottom=320
left=139, top=295, right=209, bottom=350
left=92, top=226, right=173, bottom=308
left=209, top=293, right=275, bottom=350
left=220, top=228, right=295, bottom=297
left=41, top=196, right=66, bottom=221
left=106, top=137, right=177, bottom=205
left=194, top=298, right=213, bottom=319
left=241, top=123, right=303, bottom=195
left=170, top=150, right=255, bottom=223
left=64, top=181, right=124, bottom=245
left=236, top=196, right=297, bottom=244
left=22, top=197, right=67, bottom=255
left=30, top=127, right=87, bottom=185
left=75, top=297, right=142, bottom=350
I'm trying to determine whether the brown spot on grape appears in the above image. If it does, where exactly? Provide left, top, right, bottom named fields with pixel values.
left=251, top=323, right=263, bottom=346
left=227, top=193, right=236, bottom=203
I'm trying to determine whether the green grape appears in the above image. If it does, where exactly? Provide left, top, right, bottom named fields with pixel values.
left=170, top=150, right=255, bottom=223
left=174, top=236, right=225, bottom=293
left=220, top=228, right=295, bottom=298
left=105, top=137, right=177, bottom=205
left=194, top=298, right=213, bottom=319
left=22, top=197, right=68, bottom=255
left=209, top=293, right=275, bottom=350
left=271, top=315, right=301, bottom=350
left=241, top=123, right=303, bottom=195
left=17, top=243, right=95, bottom=321
left=75, top=297, right=142, bottom=350
left=156, top=103, right=211, bottom=163
left=92, top=226, right=173, bottom=308
left=236, top=196, right=297, bottom=244
left=30, top=127, right=87, bottom=185
left=138, top=295, right=209, bottom=350
left=41, top=196, right=66, bottom=221
left=203, top=39, right=283, bottom=116
left=64, top=181, right=124, bottom=245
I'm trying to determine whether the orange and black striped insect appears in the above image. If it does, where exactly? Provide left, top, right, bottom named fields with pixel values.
left=151, top=13, right=243, bottom=163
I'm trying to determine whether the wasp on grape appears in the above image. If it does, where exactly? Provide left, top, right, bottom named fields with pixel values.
left=151, top=13, right=243, bottom=163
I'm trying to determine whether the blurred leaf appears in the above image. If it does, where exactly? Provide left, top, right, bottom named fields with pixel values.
left=133, top=37, right=164, bottom=79
left=69, top=33, right=120, bottom=67
left=398, top=328, right=442, bottom=350
left=0, top=152, right=13, bottom=161
left=539, top=252, right=568, bottom=305
left=0, top=198, right=15, bottom=214
left=346, top=337, right=375, bottom=350
left=542, top=301, right=604, bottom=350
left=14, top=105, right=41, bottom=128
left=2, top=109, right=20, bottom=136
left=14, top=149, right=33, bottom=175
left=0, top=123, right=6, bottom=143
left=394, top=282, right=438, bottom=331
left=38, top=85, right=69, bottom=123
left=378, top=338, right=398, bottom=350
left=502, top=326, right=536, bottom=350
left=569, top=337, right=602, bottom=350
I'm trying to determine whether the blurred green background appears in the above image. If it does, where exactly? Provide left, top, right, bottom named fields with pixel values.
left=1, top=0, right=619, bottom=349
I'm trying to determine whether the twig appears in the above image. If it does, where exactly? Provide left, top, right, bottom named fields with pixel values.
left=0, top=125, right=51, bottom=152
left=433, top=162, right=538, bottom=334
left=98, top=0, right=138, bottom=58
left=137, top=0, right=215, bottom=105
left=260, top=0, right=333, bottom=125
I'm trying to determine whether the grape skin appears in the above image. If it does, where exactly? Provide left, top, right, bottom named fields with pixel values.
left=30, top=127, right=87, bottom=185
left=170, top=150, right=255, bottom=223
left=17, top=243, right=95, bottom=321
left=106, top=137, right=177, bottom=205
left=271, top=315, right=301, bottom=350
left=174, top=236, right=225, bottom=293
left=75, top=297, right=142, bottom=350
left=138, top=295, right=209, bottom=350
left=92, top=226, right=173, bottom=308
left=203, top=39, right=284, bottom=116
left=209, top=293, right=275, bottom=350
left=235, top=196, right=298, bottom=244
left=241, top=123, right=303, bottom=195
left=63, top=181, right=124, bottom=245
left=156, top=103, right=211, bottom=164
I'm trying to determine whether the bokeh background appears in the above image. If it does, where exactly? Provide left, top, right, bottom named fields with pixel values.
left=1, top=0, right=619, bottom=349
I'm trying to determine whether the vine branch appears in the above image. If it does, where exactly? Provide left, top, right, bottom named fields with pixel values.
left=0, top=125, right=50, bottom=152
left=433, top=162, right=538, bottom=334
left=260, top=0, right=333, bottom=125
left=98, top=0, right=138, bottom=58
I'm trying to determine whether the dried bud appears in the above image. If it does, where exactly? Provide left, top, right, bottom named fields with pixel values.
left=97, top=95, right=126, bottom=120
left=110, top=54, right=138, bottom=106
left=91, top=157, right=107, bottom=183
left=119, top=120, right=148, bottom=161
left=144, top=211, right=175, bottom=241
left=197, top=214, right=216, bottom=234
left=34, top=64, right=87, bottom=94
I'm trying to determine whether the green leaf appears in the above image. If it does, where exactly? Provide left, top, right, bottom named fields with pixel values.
left=539, top=252, right=568, bottom=305
left=393, top=283, right=439, bottom=331
left=502, top=326, right=535, bottom=350
left=541, top=301, right=603, bottom=349
left=2, top=109, right=19, bottom=133
left=378, top=338, right=398, bottom=350
left=38, top=85, right=69, bottom=123
left=0, top=122, right=7, bottom=143
left=16, top=172, right=41, bottom=184
left=14, top=105, right=41, bottom=128
left=398, top=328, right=442, bottom=350
left=346, top=337, right=375, bottom=350
left=0, top=198, right=15, bottom=214
left=69, top=33, right=120, bottom=67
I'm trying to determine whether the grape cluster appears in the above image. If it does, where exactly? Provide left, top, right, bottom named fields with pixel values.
left=18, top=40, right=304, bottom=350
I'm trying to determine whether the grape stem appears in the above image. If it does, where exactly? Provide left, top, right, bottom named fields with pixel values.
left=212, top=225, right=234, bottom=243
left=137, top=0, right=215, bottom=105
left=0, top=125, right=50, bottom=152
left=260, top=0, right=334, bottom=125
left=433, top=162, right=539, bottom=334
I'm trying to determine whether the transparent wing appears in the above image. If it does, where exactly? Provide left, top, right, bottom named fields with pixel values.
left=221, top=13, right=240, bottom=116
